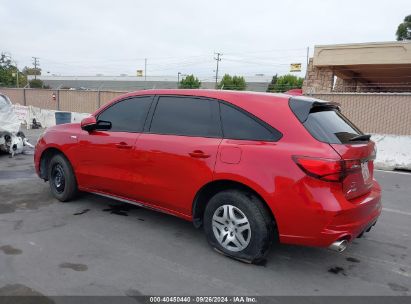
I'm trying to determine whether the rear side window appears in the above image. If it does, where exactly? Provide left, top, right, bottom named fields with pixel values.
left=150, top=96, right=221, bottom=137
left=220, top=103, right=279, bottom=141
left=304, top=109, right=362, bottom=144
left=98, top=96, right=152, bottom=132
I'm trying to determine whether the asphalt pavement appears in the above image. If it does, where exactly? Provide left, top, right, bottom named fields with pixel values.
left=0, top=129, right=410, bottom=297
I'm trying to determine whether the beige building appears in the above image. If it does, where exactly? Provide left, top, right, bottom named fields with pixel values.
left=303, top=41, right=411, bottom=93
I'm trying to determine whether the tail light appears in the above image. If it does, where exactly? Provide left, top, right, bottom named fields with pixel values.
left=293, top=156, right=362, bottom=182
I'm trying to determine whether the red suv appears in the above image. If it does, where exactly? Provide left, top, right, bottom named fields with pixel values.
left=34, top=90, right=381, bottom=263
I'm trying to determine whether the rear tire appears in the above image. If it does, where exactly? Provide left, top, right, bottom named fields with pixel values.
left=203, top=190, right=275, bottom=263
left=48, top=154, right=78, bottom=202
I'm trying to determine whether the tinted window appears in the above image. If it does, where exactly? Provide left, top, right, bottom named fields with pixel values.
left=304, top=109, right=362, bottom=144
left=98, top=96, right=152, bottom=132
left=220, top=103, right=278, bottom=141
left=150, top=96, right=221, bottom=137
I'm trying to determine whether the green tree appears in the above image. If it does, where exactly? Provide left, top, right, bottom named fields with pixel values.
left=267, top=74, right=304, bottom=93
left=396, top=15, right=411, bottom=41
left=22, top=66, right=42, bottom=76
left=266, top=74, right=278, bottom=92
left=179, top=74, right=201, bottom=89
left=0, top=53, right=27, bottom=87
left=29, top=79, right=45, bottom=88
left=218, top=74, right=246, bottom=90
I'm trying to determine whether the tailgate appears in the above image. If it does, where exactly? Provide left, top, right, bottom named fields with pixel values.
left=331, top=142, right=376, bottom=200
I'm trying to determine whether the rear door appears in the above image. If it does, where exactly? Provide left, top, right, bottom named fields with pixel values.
left=132, top=95, right=222, bottom=215
left=76, top=96, right=153, bottom=197
left=297, top=101, right=376, bottom=199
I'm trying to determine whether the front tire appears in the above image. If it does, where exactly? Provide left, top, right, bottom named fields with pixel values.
left=204, top=190, right=275, bottom=263
left=48, top=154, right=78, bottom=202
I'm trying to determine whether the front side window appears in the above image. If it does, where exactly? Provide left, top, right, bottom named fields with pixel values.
left=150, top=96, right=221, bottom=137
left=98, top=96, right=152, bottom=132
left=220, top=103, right=279, bottom=141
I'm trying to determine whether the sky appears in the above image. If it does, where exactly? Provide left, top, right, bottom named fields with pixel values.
left=1, top=0, right=409, bottom=80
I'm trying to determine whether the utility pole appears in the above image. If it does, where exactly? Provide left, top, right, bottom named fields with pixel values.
left=32, top=56, right=40, bottom=80
left=214, top=52, right=222, bottom=89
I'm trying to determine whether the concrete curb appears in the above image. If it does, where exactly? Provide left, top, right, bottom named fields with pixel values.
left=372, top=134, right=411, bottom=171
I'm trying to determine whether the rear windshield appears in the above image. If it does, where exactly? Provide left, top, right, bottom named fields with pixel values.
left=304, top=109, right=363, bottom=144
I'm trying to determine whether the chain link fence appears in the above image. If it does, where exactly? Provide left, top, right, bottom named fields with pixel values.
left=1, top=87, right=411, bottom=135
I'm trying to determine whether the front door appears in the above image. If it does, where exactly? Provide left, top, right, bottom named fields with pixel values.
left=75, top=96, right=153, bottom=198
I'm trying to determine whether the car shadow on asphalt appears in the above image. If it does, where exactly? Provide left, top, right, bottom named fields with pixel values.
left=73, top=192, right=356, bottom=268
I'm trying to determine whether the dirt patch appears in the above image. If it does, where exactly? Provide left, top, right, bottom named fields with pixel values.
left=73, top=209, right=90, bottom=215
left=59, top=262, right=88, bottom=271
left=0, top=245, right=22, bottom=255
left=103, top=203, right=140, bottom=216
left=0, top=180, right=54, bottom=214
left=346, top=257, right=360, bottom=263
left=328, top=266, right=346, bottom=276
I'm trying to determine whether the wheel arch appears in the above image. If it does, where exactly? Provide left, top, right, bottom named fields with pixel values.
left=39, top=147, right=70, bottom=180
left=192, top=179, right=277, bottom=229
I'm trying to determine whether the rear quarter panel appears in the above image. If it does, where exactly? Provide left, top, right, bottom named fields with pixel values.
left=213, top=95, right=347, bottom=243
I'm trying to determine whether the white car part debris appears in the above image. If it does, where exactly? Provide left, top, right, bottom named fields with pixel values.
left=0, top=94, right=20, bottom=133
left=9, top=135, right=24, bottom=157
left=23, top=138, right=35, bottom=148
left=0, top=94, right=35, bottom=157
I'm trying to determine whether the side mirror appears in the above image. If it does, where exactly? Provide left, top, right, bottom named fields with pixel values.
left=81, top=116, right=97, bottom=131
left=81, top=116, right=112, bottom=132
left=96, top=120, right=112, bottom=131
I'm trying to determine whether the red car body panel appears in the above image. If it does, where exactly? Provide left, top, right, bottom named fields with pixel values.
left=34, top=89, right=382, bottom=248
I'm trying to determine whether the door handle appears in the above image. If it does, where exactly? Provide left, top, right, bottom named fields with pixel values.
left=189, top=150, right=211, bottom=159
left=115, top=142, right=132, bottom=149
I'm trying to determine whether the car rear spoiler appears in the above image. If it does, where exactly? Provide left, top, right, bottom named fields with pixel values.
left=289, top=96, right=340, bottom=123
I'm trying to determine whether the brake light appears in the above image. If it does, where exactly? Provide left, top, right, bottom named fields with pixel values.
left=293, top=156, right=362, bottom=182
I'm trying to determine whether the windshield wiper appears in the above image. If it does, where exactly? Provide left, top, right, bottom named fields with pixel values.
left=349, top=134, right=371, bottom=142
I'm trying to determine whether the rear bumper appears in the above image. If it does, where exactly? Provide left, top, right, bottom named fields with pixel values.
left=278, top=180, right=382, bottom=248
left=319, top=197, right=381, bottom=246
